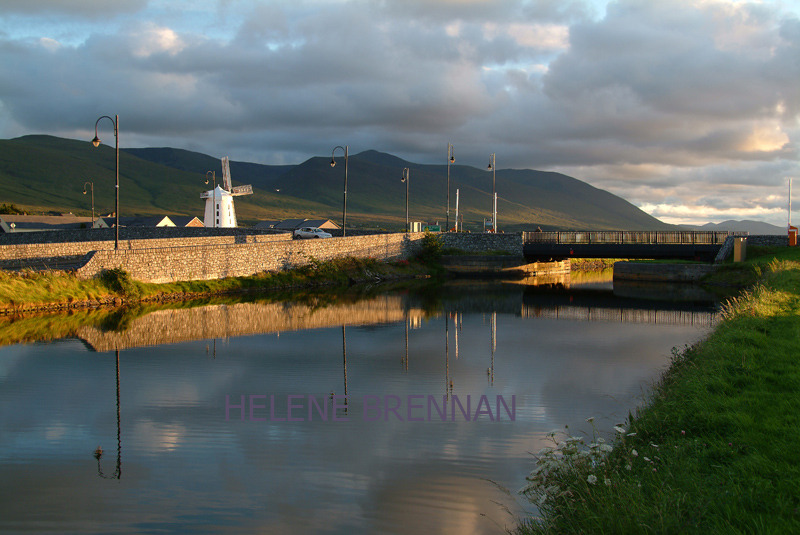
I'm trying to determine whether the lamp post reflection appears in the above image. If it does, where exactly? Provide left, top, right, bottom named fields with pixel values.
left=489, top=312, right=496, bottom=385
left=403, top=312, right=409, bottom=371
left=341, top=325, right=349, bottom=414
left=94, top=349, right=122, bottom=479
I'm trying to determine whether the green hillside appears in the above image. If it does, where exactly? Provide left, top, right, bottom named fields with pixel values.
left=0, top=135, right=671, bottom=231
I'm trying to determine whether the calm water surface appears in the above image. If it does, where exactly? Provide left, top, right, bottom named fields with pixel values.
left=0, top=276, right=719, bottom=534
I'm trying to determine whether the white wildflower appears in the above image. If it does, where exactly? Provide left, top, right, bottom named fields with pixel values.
left=599, top=444, right=613, bottom=453
left=586, top=417, right=595, bottom=423
left=587, top=474, right=598, bottom=485
left=613, top=426, right=627, bottom=434
left=631, top=449, right=638, bottom=457
left=604, top=478, right=611, bottom=487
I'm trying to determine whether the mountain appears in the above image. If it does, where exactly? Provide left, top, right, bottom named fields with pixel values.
left=686, top=220, right=786, bottom=235
left=0, top=135, right=672, bottom=231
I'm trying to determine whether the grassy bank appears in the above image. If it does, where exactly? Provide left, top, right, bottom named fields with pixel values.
left=520, top=246, right=800, bottom=534
left=0, top=256, right=431, bottom=313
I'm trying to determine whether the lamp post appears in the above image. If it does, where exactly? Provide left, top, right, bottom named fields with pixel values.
left=487, top=153, right=496, bottom=233
left=402, top=168, right=410, bottom=233
left=330, top=145, right=349, bottom=237
left=447, top=143, right=455, bottom=232
left=92, top=115, right=119, bottom=249
left=83, top=181, right=95, bottom=226
left=205, top=171, right=216, bottom=228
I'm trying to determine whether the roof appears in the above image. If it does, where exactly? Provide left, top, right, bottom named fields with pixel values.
left=252, top=220, right=281, bottom=229
left=0, top=214, right=98, bottom=233
left=99, top=216, right=175, bottom=227
left=267, top=218, right=341, bottom=230
left=170, top=216, right=204, bottom=227
left=273, top=218, right=307, bottom=230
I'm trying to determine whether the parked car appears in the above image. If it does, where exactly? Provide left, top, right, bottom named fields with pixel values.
left=293, top=227, right=333, bottom=239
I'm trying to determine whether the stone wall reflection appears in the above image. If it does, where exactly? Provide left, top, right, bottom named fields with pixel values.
left=79, top=296, right=426, bottom=352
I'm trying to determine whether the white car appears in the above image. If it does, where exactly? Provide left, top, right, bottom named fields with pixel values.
left=293, top=227, right=333, bottom=239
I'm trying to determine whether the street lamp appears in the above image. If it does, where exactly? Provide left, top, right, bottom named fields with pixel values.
left=402, top=168, right=410, bottom=233
left=205, top=171, right=216, bottom=228
left=330, top=145, right=349, bottom=237
left=92, top=115, right=119, bottom=249
left=487, top=153, right=497, bottom=233
left=83, top=181, right=95, bottom=226
left=447, top=143, right=455, bottom=232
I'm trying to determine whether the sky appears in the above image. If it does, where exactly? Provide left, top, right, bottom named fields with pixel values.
left=1, top=0, right=798, bottom=226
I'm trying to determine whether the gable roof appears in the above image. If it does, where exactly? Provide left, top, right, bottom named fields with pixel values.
left=169, top=216, right=204, bottom=227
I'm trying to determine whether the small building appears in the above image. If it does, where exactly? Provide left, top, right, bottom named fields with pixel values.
left=169, top=216, right=204, bottom=228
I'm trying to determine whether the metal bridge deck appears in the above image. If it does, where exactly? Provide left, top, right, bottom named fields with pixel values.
left=522, top=231, right=743, bottom=261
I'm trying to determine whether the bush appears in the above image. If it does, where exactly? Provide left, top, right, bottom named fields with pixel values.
left=415, top=232, right=443, bottom=265
left=99, top=268, right=141, bottom=299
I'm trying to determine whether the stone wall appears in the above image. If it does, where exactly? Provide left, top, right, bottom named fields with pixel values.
left=440, top=232, right=522, bottom=255
left=0, top=231, right=292, bottom=261
left=76, top=232, right=427, bottom=283
left=0, top=225, right=286, bottom=245
left=747, top=235, right=790, bottom=247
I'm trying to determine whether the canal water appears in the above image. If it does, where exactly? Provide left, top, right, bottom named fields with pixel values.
left=0, top=275, right=720, bottom=534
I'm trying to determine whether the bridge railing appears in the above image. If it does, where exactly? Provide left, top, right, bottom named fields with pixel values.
left=522, top=231, right=743, bottom=245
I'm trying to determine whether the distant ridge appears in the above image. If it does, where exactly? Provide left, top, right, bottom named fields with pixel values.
left=684, top=220, right=785, bottom=235
left=0, top=135, right=672, bottom=231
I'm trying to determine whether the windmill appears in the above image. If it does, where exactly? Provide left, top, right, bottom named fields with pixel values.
left=201, top=156, right=253, bottom=228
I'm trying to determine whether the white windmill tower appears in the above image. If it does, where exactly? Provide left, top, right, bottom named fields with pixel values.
left=201, top=156, right=253, bottom=228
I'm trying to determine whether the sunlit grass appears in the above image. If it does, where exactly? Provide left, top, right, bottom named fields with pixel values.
left=519, top=246, right=800, bottom=534
left=0, top=256, right=428, bottom=310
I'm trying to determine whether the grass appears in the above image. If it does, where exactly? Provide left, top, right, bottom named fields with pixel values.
left=0, top=256, right=429, bottom=311
left=519, top=246, right=800, bottom=534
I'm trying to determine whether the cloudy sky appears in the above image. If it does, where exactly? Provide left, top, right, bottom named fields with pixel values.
left=1, top=0, right=798, bottom=226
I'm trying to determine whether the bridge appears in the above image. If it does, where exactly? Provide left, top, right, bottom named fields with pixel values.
left=523, top=231, right=741, bottom=261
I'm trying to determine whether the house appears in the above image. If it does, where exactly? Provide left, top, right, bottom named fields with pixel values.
left=169, top=216, right=204, bottom=228
left=0, top=214, right=108, bottom=233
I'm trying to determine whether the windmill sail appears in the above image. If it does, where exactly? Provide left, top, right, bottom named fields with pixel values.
left=231, top=184, right=253, bottom=196
left=221, top=156, right=233, bottom=191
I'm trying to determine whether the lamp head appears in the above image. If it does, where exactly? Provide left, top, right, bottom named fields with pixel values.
left=487, top=163, right=493, bottom=171
left=330, top=158, right=336, bottom=168
left=83, top=188, right=87, bottom=195
left=91, top=136, right=101, bottom=148
left=450, top=156, right=455, bottom=163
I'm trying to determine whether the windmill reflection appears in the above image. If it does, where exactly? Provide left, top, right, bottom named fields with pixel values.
left=94, top=349, right=122, bottom=480
left=337, top=325, right=348, bottom=415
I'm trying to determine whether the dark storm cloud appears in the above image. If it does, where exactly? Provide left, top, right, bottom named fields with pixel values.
left=0, top=0, right=798, bottom=224
left=2, top=0, right=148, bottom=18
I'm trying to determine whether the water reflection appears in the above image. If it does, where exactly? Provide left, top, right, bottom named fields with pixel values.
left=94, top=350, right=121, bottom=480
left=0, top=278, right=721, bottom=534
